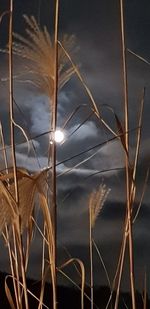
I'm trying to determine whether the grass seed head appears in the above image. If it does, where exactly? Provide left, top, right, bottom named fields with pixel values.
left=89, top=183, right=111, bottom=228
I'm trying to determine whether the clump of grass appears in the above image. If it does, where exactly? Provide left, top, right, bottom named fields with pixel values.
left=0, top=167, right=56, bottom=307
left=0, top=168, right=47, bottom=232
left=0, top=1, right=149, bottom=308
left=1, top=7, right=77, bottom=309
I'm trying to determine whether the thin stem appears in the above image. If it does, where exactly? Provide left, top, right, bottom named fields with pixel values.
left=49, top=1, right=59, bottom=309
left=12, top=226, right=23, bottom=308
left=58, top=40, right=118, bottom=137
left=8, top=2, right=23, bottom=307
left=114, top=88, right=145, bottom=309
left=9, top=0, right=18, bottom=202
left=114, top=214, right=128, bottom=309
left=0, top=123, right=20, bottom=309
left=117, top=2, right=136, bottom=308
left=130, top=89, right=145, bottom=205
left=143, top=272, right=147, bottom=309
left=38, top=223, right=46, bottom=309
left=8, top=1, right=29, bottom=308
left=59, top=259, right=85, bottom=309
left=89, top=208, right=94, bottom=309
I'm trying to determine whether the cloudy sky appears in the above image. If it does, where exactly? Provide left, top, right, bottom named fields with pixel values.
left=0, top=0, right=150, bottom=296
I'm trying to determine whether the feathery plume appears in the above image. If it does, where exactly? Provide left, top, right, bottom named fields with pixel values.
left=89, top=183, right=111, bottom=228
left=10, top=15, right=76, bottom=100
left=0, top=168, right=47, bottom=232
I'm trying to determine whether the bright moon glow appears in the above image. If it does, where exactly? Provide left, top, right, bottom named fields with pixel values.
left=54, top=130, right=65, bottom=143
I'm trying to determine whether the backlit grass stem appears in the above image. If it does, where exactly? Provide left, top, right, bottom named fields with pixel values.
left=49, top=1, right=59, bottom=309
left=8, top=1, right=29, bottom=308
left=120, top=1, right=136, bottom=308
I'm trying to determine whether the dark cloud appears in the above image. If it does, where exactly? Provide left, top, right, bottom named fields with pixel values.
left=125, top=0, right=150, bottom=56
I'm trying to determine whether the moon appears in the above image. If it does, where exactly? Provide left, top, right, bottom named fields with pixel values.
left=54, top=129, right=65, bottom=143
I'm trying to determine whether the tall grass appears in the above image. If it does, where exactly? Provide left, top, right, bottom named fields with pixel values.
left=117, top=1, right=136, bottom=308
left=8, top=0, right=29, bottom=307
left=0, top=1, right=149, bottom=309
left=88, top=184, right=110, bottom=309
left=49, top=1, right=59, bottom=308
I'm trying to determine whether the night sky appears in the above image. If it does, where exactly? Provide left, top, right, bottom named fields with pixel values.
left=0, top=0, right=150, bottom=296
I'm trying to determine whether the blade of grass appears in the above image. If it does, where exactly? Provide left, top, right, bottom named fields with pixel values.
left=59, top=258, right=85, bottom=309
left=48, top=1, right=59, bottom=309
left=5, top=278, right=16, bottom=309
left=119, top=1, right=136, bottom=308
left=127, top=48, right=150, bottom=66
left=114, top=88, right=145, bottom=309
left=143, top=271, right=147, bottom=309
left=8, top=1, right=29, bottom=307
left=92, top=239, right=111, bottom=289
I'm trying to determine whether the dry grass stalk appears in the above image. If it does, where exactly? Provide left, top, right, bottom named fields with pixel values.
left=5, top=277, right=16, bottom=309
left=114, top=88, right=145, bottom=309
left=47, top=1, right=60, bottom=309
left=89, top=184, right=111, bottom=228
left=119, top=1, right=136, bottom=308
left=143, top=272, right=147, bottom=309
left=0, top=179, right=17, bottom=231
left=38, top=223, right=47, bottom=309
left=0, top=122, right=21, bottom=309
left=0, top=167, right=56, bottom=308
left=92, top=239, right=111, bottom=289
left=2, top=8, right=67, bottom=309
left=0, top=169, right=47, bottom=232
left=8, top=1, right=29, bottom=306
left=59, top=258, right=85, bottom=309
left=58, top=40, right=120, bottom=138
left=7, top=15, right=76, bottom=100
left=127, top=48, right=150, bottom=66
left=5, top=275, right=49, bottom=309
left=89, top=184, right=110, bottom=309
left=0, top=168, right=51, bottom=309
left=58, top=267, right=97, bottom=308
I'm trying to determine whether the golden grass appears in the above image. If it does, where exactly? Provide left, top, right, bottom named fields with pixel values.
left=88, top=184, right=110, bottom=309
left=10, top=15, right=76, bottom=100
left=0, top=1, right=149, bottom=309
left=89, top=184, right=111, bottom=228
left=0, top=169, right=47, bottom=231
